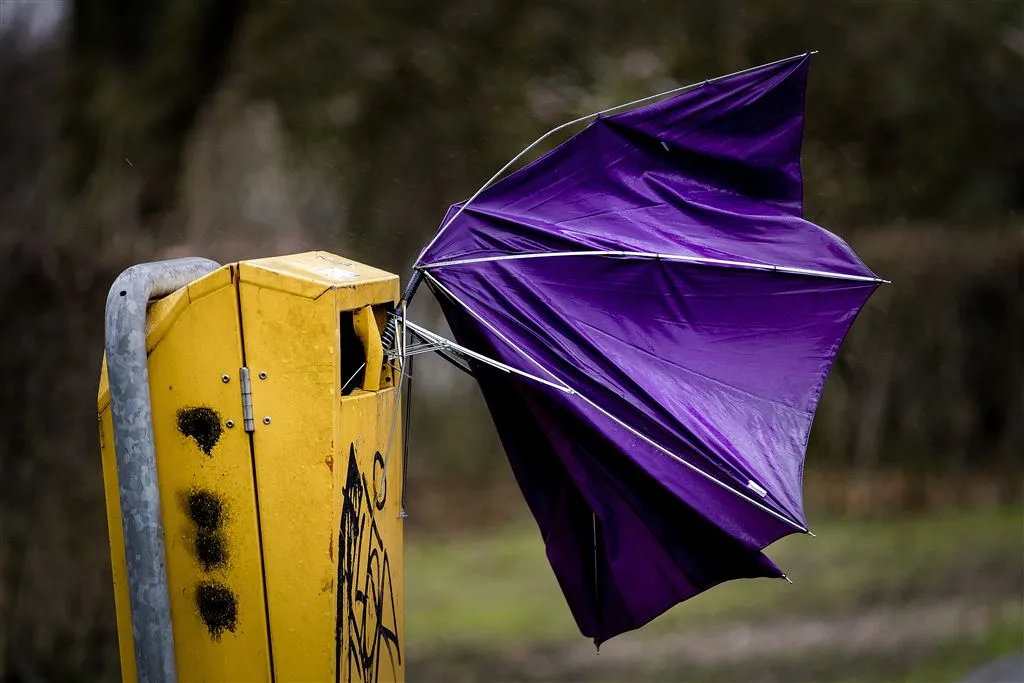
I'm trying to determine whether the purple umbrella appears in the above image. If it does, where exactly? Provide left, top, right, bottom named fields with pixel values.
left=392, top=53, right=883, bottom=645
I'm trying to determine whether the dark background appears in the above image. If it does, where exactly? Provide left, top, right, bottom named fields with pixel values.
left=0, top=1, right=1021, bottom=681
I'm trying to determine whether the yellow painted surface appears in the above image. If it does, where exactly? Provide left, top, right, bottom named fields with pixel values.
left=187, top=264, right=235, bottom=304
left=353, top=306, right=383, bottom=391
left=335, top=389, right=405, bottom=683
left=147, top=273, right=273, bottom=681
left=99, top=266, right=273, bottom=682
left=238, top=276, right=341, bottom=679
left=97, top=266, right=230, bottom=412
left=239, top=251, right=399, bottom=309
left=238, top=255, right=403, bottom=681
left=99, top=252, right=403, bottom=682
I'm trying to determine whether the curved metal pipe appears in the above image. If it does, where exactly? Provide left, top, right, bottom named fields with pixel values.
left=104, top=257, right=221, bottom=683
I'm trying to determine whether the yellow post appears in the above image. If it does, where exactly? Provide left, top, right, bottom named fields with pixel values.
left=98, top=251, right=404, bottom=682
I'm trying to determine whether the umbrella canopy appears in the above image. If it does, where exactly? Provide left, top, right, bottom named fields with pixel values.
left=408, top=53, right=882, bottom=645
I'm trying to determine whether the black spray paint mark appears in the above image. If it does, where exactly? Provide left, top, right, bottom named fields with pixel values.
left=186, top=489, right=224, bottom=529
left=336, top=444, right=401, bottom=683
left=176, top=406, right=223, bottom=455
left=196, top=581, right=238, bottom=639
left=183, top=489, right=228, bottom=571
left=194, top=533, right=228, bottom=571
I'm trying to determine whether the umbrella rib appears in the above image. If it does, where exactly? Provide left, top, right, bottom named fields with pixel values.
left=423, top=272, right=574, bottom=388
left=404, top=319, right=574, bottom=395
left=420, top=250, right=886, bottom=285
left=422, top=271, right=809, bottom=534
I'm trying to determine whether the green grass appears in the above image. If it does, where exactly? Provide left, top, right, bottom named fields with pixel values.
left=890, top=616, right=1023, bottom=683
left=406, top=505, right=1024, bottom=649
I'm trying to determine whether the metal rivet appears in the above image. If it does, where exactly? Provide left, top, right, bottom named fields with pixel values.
left=225, top=420, right=235, bottom=429
left=258, top=371, right=267, bottom=380
left=221, top=374, right=230, bottom=383
left=263, top=416, right=272, bottom=425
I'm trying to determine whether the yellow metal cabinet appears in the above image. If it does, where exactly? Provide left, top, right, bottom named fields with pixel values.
left=98, top=252, right=404, bottom=682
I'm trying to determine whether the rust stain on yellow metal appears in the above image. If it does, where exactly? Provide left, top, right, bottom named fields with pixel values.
left=98, top=252, right=404, bottom=682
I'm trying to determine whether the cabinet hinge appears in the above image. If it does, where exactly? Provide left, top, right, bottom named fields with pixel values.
left=239, top=367, right=255, bottom=433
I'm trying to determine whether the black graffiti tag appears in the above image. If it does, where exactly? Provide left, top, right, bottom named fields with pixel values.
left=336, top=444, right=401, bottom=683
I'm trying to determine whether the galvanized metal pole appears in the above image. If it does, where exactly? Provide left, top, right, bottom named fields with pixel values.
left=104, top=258, right=220, bottom=683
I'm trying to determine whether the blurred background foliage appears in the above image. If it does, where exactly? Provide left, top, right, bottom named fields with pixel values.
left=0, top=0, right=1022, bottom=680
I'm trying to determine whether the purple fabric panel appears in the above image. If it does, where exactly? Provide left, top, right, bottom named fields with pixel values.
left=429, top=269, right=806, bottom=543
left=438, top=291, right=790, bottom=643
left=420, top=55, right=874, bottom=283
left=430, top=258, right=876, bottom=523
left=606, top=54, right=809, bottom=213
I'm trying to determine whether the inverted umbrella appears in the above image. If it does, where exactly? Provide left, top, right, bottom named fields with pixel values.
left=390, top=52, right=883, bottom=645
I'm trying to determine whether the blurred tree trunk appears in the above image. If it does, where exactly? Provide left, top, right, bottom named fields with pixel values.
left=62, top=0, right=250, bottom=241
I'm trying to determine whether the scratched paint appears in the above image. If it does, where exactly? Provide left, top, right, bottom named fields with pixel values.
left=336, top=444, right=401, bottom=683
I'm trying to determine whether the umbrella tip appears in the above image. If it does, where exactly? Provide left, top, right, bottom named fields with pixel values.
left=781, top=573, right=793, bottom=584
left=807, top=529, right=817, bottom=538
